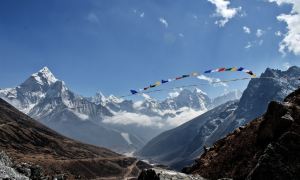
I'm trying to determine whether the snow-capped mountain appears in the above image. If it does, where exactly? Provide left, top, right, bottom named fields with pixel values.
left=0, top=67, right=143, bottom=153
left=235, top=67, right=300, bottom=123
left=94, top=88, right=237, bottom=122
left=0, top=67, right=242, bottom=154
left=0, top=67, right=112, bottom=121
left=137, top=66, right=300, bottom=169
left=88, top=92, right=136, bottom=113
left=89, top=88, right=213, bottom=125
left=0, top=67, right=57, bottom=113
left=160, top=88, right=210, bottom=111
left=211, top=90, right=242, bottom=108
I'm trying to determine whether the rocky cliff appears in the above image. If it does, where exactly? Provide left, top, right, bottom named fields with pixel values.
left=184, top=88, right=300, bottom=180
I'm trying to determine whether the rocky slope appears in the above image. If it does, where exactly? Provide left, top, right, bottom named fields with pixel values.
left=184, top=88, right=300, bottom=180
left=137, top=66, right=300, bottom=169
left=0, top=98, right=150, bottom=179
left=138, top=168, right=205, bottom=180
left=0, top=151, right=29, bottom=180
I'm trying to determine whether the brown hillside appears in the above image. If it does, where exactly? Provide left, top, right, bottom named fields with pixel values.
left=0, top=98, right=150, bottom=179
left=184, top=89, right=300, bottom=180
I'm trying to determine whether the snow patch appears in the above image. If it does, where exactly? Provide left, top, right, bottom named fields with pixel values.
left=71, top=110, right=89, bottom=120
left=121, top=133, right=132, bottom=145
left=31, top=67, right=58, bottom=85
left=166, top=108, right=206, bottom=126
left=194, top=88, right=208, bottom=95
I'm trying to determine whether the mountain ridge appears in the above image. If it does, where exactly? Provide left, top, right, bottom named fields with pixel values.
left=0, top=66, right=241, bottom=153
left=137, top=66, right=300, bottom=169
left=183, top=87, right=300, bottom=179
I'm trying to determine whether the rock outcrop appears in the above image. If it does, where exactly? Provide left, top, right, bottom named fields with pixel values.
left=137, top=67, right=300, bottom=170
left=138, top=168, right=206, bottom=180
left=184, top=88, right=300, bottom=180
left=0, top=151, right=29, bottom=180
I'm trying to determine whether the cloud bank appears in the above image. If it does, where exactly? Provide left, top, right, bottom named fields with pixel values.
left=208, top=0, right=241, bottom=27
left=103, top=108, right=205, bottom=128
left=197, top=74, right=228, bottom=87
left=269, top=0, right=300, bottom=55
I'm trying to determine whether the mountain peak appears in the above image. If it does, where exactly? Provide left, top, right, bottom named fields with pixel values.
left=31, top=66, right=58, bottom=85
left=39, top=66, right=51, bottom=73
left=193, top=88, right=207, bottom=95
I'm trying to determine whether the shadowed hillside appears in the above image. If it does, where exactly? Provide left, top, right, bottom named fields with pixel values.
left=184, top=88, right=300, bottom=180
left=0, top=98, right=150, bottom=179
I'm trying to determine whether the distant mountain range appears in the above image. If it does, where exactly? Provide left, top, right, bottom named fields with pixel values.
left=0, top=67, right=240, bottom=153
left=0, top=67, right=142, bottom=153
left=137, top=66, right=300, bottom=169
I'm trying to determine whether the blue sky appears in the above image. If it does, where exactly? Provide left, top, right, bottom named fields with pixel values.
left=0, top=0, right=299, bottom=98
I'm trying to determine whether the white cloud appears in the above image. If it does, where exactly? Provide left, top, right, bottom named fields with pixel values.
left=208, top=0, right=242, bottom=27
left=103, top=108, right=206, bottom=128
left=239, top=11, right=247, bottom=17
left=178, top=33, right=184, bottom=37
left=245, top=42, right=252, bottom=49
left=269, top=0, right=300, bottom=56
left=168, top=91, right=180, bottom=98
left=197, top=74, right=228, bottom=87
left=245, top=39, right=263, bottom=49
left=159, top=17, right=169, bottom=28
left=87, top=13, right=99, bottom=23
left=133, top=9, right=145, bottom=18
left=243, top=26, right=251, bottom=34
left=166, top=108, right=205, bottom=126
left=283, top=62, right=291, bottom=70
left=256, top=29, right=264, bottom=37
left=141, top=93, right=151, bottom=100
left=140, top=12, right=145, bottom=18
left=103, top=112, right=164, bottom=128
left=275, top=31, right=282, bottom=36
left=70, top=110, right=89, bottom=121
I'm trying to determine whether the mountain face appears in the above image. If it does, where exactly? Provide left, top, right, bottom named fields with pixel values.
left=160, top=89, right=210, bottom=111
left=136, top=100, right=239, bottom=169
left=211, top=90, right=242, bottom=108
left=0, top=67, right=241, bottom=154
left=0, top=67, right=143, bottom=153
left=235, top=66, right=300, bottom=122
left=91, top=88, right=212, bottom=118
left=0, top=98, right=150, bottom=179
left=137, top=66, right=300, bottom=169
left=0, top=67, right=239, bottom=153
left=183, top=88, right=300, bottom=180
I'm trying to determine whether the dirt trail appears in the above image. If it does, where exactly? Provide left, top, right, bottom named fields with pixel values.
left=123, top=160, right=138, bottom=179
